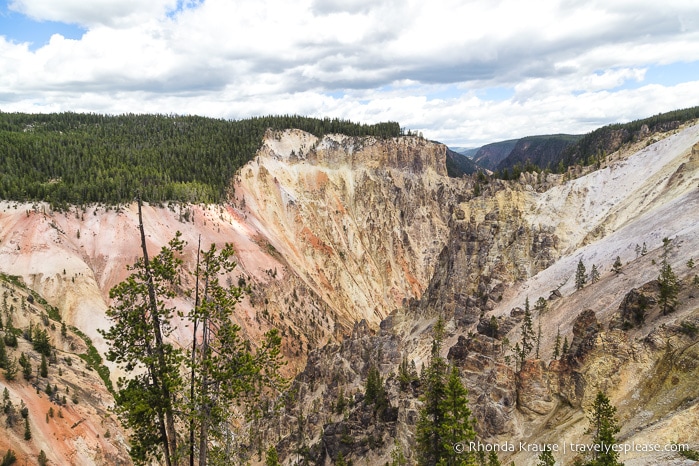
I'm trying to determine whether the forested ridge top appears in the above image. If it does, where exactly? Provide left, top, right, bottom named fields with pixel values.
left=0, top=112, right=401, bottom=206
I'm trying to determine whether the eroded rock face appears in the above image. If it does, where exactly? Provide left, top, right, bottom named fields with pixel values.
left=418, top=185, right=560, bottom=326
left=234, top=130, right=470, bottom=332
left=609, top=281, right=659, bottom=330
left=565, top=309, right=600, bottom=365
left=516, top=360, right=555, bottom=417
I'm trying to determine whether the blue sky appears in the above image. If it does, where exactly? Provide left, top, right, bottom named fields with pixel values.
left=1, top=0, right=698, bottom=146
left=0, top=5, right=84, bottom=49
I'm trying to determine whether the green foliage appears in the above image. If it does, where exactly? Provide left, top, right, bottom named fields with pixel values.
left=537, top=445, right=556, bottom=466
left=517, top=299, right=535, bottom=366
left=186, top=242, right=286, bottom=465
left=677, top=446, right=699, bottom=461
left=364, top=365, right=389, bottom=418
left=612, top=257, right=622, bottom=275
left=38, top=450, right=48, bottom=466
left=390, top=439, right=409, bottom=466
left=559, top=105, right=699, bottom=171
left=575, top=259, right=587, bottom=290
left=24, top=416, right=31, bottom=441
left=0, top=336, right=7, bottom=369
left=265, top=446, right=281, bottom=466
left=487, top=450, right=501, bottom=466
left=561, top=337, right=569, bottom=357
left=658, top=238, right=680, bottom=315
left=102, top=220, right=286, bottom=465
left=101, top=233, right=186, bottom=465
left=335, top=386, right=347, bottom=414
left=587, top=391, right=623, bottom=466
left=553, top=327, right=561, bottom=360
left=534, top=297, right=547, bottom=315
left=71, top=326, right=113, bottom=393
left=18, top=352, right=31, bottom=380
left=416, top=318, right=476, bottom=466
left=590, top=264, right=600, bottom=283
left=438, top=366, right=477, bottom=466
left=398, top=354, right=418, bottom=391
left=3, top=357, right=18, bottom=381
left=40, top=354, right=48, bottom=378
left=0, top=112, right=401, bottom=205
left=1, top=449, right=17, bottom=466
left=679, top=321, right=698, bottom=338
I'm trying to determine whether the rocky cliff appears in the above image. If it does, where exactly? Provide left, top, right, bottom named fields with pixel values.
left=1, top=122, right=699, bottom=465
left=255, top=123, right=699, bottom=465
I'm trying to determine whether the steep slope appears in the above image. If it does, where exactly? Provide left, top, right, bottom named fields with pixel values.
left=0, top=275, right=130, bottom=465
left=495, top=134, right=582, bottom=173
left=233, top=130, right=470, bottom=329
left=264, top=122, right=699, bottom=465
left=0, top=131, right=475, bottom=462
left=472, top=139, right=519, bottom=170
left=0, top=131, right=473, bottom=369
left=1, top=118, right=698, bottom=465
left=445, top=148, right=481, bottom=177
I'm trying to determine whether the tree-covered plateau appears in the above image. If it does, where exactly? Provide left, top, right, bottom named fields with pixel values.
left=0, top=112, right=402, bottom=206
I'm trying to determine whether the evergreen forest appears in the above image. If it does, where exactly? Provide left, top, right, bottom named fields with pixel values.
left=0, top=112, right=401, bottom=206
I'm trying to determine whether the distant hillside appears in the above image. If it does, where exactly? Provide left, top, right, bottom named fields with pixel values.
left=560, top=105, right=699, bottom=169
left=445, top=148, right=480, bottom=177
left=449, top=147, right=479, bottom=158
left=472, top=139, right=519, bottom=170
left=495, top=134, right=582, bottom=173
left=0, top=112, right=401, bottom=206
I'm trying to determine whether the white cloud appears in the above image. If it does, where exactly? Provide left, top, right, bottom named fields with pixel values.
left=9, top=0, right=178, bottom=27
left=1, top=0, right=699, bottom=145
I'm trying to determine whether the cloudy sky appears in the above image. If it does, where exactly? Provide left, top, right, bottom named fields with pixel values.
left=1, top=0, right=698, bottom=146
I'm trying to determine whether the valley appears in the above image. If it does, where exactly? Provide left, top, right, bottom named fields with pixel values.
left=0, top=115, right=698, bottom=465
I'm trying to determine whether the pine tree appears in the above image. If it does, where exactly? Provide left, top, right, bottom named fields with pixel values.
left=590, top=264, right=600, bottom=283
left=186, top=242, right=286, bottom=466
left=4, top=357, right=18, bottom=381
left=102, top=212, right=286, bottom=466
left=416, top=318, right=449, bottom=466
left=38, top=450, right=49, bottom=466
left=390, top=439, right=408, bottom=466
left=265, top=446, right=281, bottom=466
left=2, top=450, right=17, bottom=466
left=561, top=337, right=569, bottom=356
left=40, top=354, right=48, bottom=378
left=537, top=445, right=556, bottom=466
left=365, top=365, right=382, bottom=405
left=101, top=227, right=184, bottom=466
left=487, top=450, right=501, bottom=466
left=535, top=321, right=542, bottom=359
left=398, top=354, right=418, bottom=391
left=439, top=366, right=476, bottom=466
left=658, top=238, right=680, bottom=315
left=0, top=337, right=7, bottom=370
left=518, top=299, right=535, bottom=366
left=24, top=417, right=31, bottom=441
left=2, top=387, right=10, bottom=411
left=612, top=257, right=622, bottom=274
left=588, top=391, right=623, bottom=466
left=335, top=386, right=347, bottom=414
left=575, top=259, right=587, bottom=290
left=534, top=297, right=548, bottom=315
left=553, top=327, right=561, bottom=360
left=19, top=353, right=31, bottom=380
left=641, top=242, right=647, bottom=256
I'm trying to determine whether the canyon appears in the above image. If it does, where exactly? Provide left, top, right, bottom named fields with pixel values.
left=1, top=122, right=698, bottom=464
